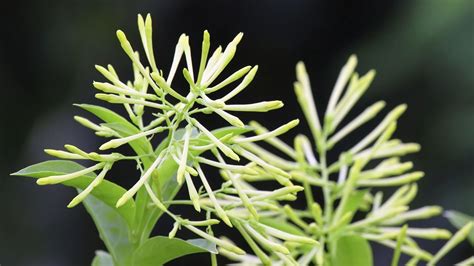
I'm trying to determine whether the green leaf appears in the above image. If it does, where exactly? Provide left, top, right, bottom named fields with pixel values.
left=332, top=234, right=373, bottom=266
left=75, top=104, right=158, bottom=243
left=91, top=250, right=114, bottom=266
left=12, top=160, right=136, bottom=227
left=75, top=103, right=132, bottom=126
left=84, top=192, right=134, bottom=266
left=132, top=236, right=217, bottom=266
left=341, top=189, right=368, bottom=223
left=445, top=210, right=474, bottom=246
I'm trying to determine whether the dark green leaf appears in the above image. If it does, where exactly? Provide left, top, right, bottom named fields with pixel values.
left=445, top=210, right=474, bottom=246
left=132, top=236, right=216, bottom=266
left=332, top=234, right=373, bottom=266
left=340, top=189, right=368, bottom=224
left=12, top=160, right=135, bottom=227
left=75, top=103, right=132, bottom=126
left=91, top=250, right=114, bottom=266
left=84, top=192, right=135, bottom=266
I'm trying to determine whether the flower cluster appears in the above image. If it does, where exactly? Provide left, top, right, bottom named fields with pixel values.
left=222, top=56, right=473, bottom=265
left=32, top=14, right=320, bottom=258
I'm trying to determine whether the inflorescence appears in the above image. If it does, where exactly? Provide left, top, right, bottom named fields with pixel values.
left=24, top=14, right=472, bottom=265
left=35, top=14, right=312, bottom=259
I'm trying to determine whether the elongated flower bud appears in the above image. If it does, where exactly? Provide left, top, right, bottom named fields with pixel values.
left=177, top=125, right=192, bottom=185
left=244, top=223, right=290, bottom=254
left=99, top=126, right=166, bottom=150
left=74, top=116, right=103, bottom=132
left=328, top=101, right=386, bottom=148
left=181, top=219, right=220, bottom=226
left=116, top=151, right=165, bottom=207
left=95, top=93, right=167, bottom=109
left=44, top=149, right=85, bottom=160
left=205, top=66, right=252, bottom=94
left=183, top=172, right=201, bottom=212
left=428, top=222, right=473, bottom=265
left=184, top=224, right=245, bottom=255
left=150, top=72, right=187, bottom=102
left=168, top=221, right=180, bottom=239
left=191, top=118, right=239, bottom=161
left=196, top=164, right=232, bottom=227
left=380, top=227, right=451, bottom=240
left=249, top=121, right=296, bottom=158
left=357, top=172, right=424, bottom=187
left=331, top=70, right=375, bottom=130
left=258, top=223, right=318, bottom=245
left=350, top=104, right=407, bottom=154
left=92, top=81, right=158, bottom=100
left=67, top=163, right=113, bottom=207
left=233, top=146, right=289, bottom=179
left=220, top=66, right=258, bottom=102
left=383, top=206, right=442, bottom=225
left=348, top=206, right=408, bottom=230
left=233, top=119, right=299, bottom=143
left=196, top=30, right=210, bottom=85
left=37, top=162, right=105, bottom=185
left=326, top=55, right=358, bottom=118
left=202, top=33, right=243, bottom=86
left=223, top=101, right=284, bottom=112
left=294, top=62, right=322, bottom=141
left=213, top=108, right=245, bottom=128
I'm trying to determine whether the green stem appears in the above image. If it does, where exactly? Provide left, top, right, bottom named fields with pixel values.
left=320, top=152, right=332, bottom=225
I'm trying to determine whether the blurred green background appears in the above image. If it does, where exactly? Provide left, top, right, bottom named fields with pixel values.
left=1, top=0, right=473, bottom=265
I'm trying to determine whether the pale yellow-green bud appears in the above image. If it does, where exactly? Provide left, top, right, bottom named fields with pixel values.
left=168, top=222, right=179, bottom=239
left=74, top=116, right=102, bottom=132
left=220, top=65, right=258, bottom=102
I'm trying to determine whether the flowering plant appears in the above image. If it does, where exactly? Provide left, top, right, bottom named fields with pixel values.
left=13, top=14, right=473, bottom=266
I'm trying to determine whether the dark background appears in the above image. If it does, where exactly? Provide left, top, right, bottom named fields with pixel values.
left=1, top=0, right=473, bottom=265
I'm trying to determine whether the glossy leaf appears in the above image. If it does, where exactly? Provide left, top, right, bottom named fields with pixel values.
left=12, top=160, right=136, bottom=227
left=445, top=210, right=474, bottom=246
left=332, top=234, right=373, bottom=266
left=339, top=189, right=368, bottom=226
left=132, top=236, right=217, bottom=266
left=91, top=250, right=114, bottom=266
left=75, top=103, right=132, bottom=126
left=84, top=192, right=134, bottom=266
